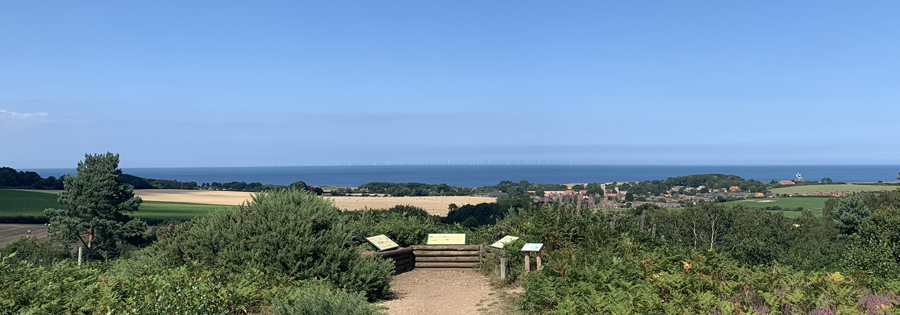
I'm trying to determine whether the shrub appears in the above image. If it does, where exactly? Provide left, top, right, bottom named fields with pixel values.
left=343, top=206, right=442, bottom=247
left=144, top=189, right=394, bottom=300
left=272, top=281, right=381, bottom=315
left=0, top=237, right=69, bottom=266
left=444, top=202, right=505, bottom=227
left=0, top=255, right=380, bottom=314
left=0, top=256, right=100, bottom=314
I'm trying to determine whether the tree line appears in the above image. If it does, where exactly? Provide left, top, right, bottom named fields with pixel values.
left=0, top=167, right=65, bottom=189
left=616, top=173, right=770, bottom=195
left=359, top=180, right=567, bottom=197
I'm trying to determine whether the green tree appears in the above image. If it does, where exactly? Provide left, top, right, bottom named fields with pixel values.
left=844, top=207, right=900, bottom=280
left=832, top=194, right=870, bottom=235
left=625, top=192, right=634, bottom=202
left=289, top=180, right=309, bottom=191
left=44, top=153, right=146, bottom=255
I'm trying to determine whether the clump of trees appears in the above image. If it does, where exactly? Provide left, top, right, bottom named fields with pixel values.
left=443, top=196, right=533, bottom=227
left=472, top=180, right=567, bottom=197
left=358, top=180, right=567, bottom=197
left=611, top=174, right=770, bottom=196
left=0, top=167, right=64, bottom=189
left=358, top=182, right=470, bottom=196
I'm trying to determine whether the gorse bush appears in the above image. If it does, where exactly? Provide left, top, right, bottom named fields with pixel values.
left=343, top=205, right=442, bottom=247
left=147, top=189, right=394, bottom=300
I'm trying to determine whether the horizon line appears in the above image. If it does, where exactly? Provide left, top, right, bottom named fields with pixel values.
left=17, top=163, right=900, bottom=170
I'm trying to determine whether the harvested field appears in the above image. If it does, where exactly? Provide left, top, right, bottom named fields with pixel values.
left=328, top=196, right=496, bottom=216
left=18, top=189, right=254, bottom=206
left=15, top=189, right=496, bottom=216
left=0, top=224, right=49, bottom=247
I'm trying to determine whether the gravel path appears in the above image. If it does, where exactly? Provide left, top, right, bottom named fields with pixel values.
left=379, top=269, right=503, bottom=315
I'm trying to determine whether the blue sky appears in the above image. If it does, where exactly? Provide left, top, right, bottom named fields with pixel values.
left=1, top=1, right=898, bottom=168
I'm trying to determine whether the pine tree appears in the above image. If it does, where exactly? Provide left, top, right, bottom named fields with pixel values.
left=44, top=153, right=146, bottom=256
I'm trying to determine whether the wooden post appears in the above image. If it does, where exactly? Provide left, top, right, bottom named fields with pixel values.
left=524, top=254, right=530, bottom=274
left=77, top=246, right=83, bottom=266
left=500, top=257, right=508, bottom=280
left=536, top=252, right=543, bottom=270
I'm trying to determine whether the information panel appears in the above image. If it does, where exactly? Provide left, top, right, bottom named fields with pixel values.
left=490, top=235, right=520, bottom=249
left=426, top=233, right=466, bottom=245
left=521, top=243, right=544, bottom=252
left=365, top=234, right=400, bottom=251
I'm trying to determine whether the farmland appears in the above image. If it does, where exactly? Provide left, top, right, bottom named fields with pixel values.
left=0, top=189, right=229, bottom=221
left=770, top=183, right=898, bottom=195
left=724, top=197, right=828, bottom=218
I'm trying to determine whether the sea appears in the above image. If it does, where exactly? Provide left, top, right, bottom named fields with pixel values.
left=23, top=165, right=900, bottom=188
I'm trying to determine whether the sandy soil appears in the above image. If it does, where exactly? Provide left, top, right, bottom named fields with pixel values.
left=379, top=269, right=503, bottom=315
left=18, top=189, right=495, bottom=216
left=0, top=224, right=49, bottom=247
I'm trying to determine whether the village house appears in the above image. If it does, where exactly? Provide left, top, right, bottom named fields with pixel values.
left=729, top=186, right=741, bottom=192
left=780, top=180, right=796, bottom=185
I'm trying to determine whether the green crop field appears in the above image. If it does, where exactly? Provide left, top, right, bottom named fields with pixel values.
left=770, top=184, right=898, bottom=195
left=724, top=197, right=828, bottom=218
left=0, top=189, right=230, bottom=221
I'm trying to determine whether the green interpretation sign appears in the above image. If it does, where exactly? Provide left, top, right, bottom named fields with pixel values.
left=365, top=234, right=400, bottom=251
left=521, top=243, right=543, bottom=252
left=427, top=233, right=466, bottom=245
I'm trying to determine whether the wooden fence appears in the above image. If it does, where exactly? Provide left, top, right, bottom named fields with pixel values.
left=373, top=247, right=414, bottom=274
left=411, top=245, right=484, bottom=269
left=372, top=245, right=523, bottom=275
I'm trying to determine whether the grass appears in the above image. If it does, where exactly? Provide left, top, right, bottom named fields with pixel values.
left=724, top=197, right=828, bottom=218
left=770, top=184, right=898, bottom=195
left=0, top=189, right=230, bottom=221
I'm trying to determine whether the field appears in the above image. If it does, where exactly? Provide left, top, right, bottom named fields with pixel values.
left=326, top=196, right=496, bottom=216
left=19, top=189, right=496, bottom=217
left=770, top=184, right=898, bottom=195
left=18, top=189, right=255, bottom=206
left=0, top=190, right=230, bottom=221
left=724, top=197, right=828, bottom=218
left=0, top=224, right=50, bottom=247
left=0, top=189, right=496, bottom=246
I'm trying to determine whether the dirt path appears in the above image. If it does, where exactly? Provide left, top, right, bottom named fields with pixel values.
left=379, top=269, right=511, bottom=315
